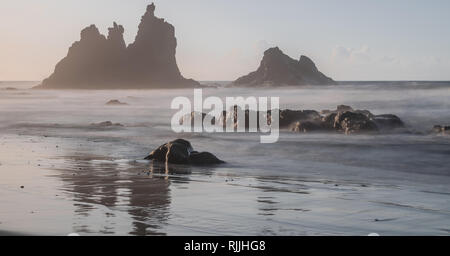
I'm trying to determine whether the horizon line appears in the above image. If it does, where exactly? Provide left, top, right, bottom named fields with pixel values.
left=2, top=80, right=450, bottom=83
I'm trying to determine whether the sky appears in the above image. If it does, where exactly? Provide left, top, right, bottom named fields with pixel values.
left=1, top=0, right=450, bottom=81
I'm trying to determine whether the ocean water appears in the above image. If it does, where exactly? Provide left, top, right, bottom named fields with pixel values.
left=0, top=81, right=449, bottom=235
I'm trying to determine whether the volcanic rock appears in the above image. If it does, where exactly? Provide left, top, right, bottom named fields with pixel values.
left=145, top=139, right=225, bottom=165
left=36, top=3, right=199, bottom=89
left=232, top=47, right=336, bottom=87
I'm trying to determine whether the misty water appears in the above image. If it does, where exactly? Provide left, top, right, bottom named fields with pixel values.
left=0, top=81, right=449, bottom=235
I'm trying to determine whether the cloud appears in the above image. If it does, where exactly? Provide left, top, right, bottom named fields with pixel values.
left=424, top=56, right=442, bottom=65
left=332, top=45, right=371, bottom=62
left=332, top=46, right=351, bottom=59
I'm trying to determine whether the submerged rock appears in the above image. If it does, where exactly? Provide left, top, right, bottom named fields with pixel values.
left=145, top=139, right=225, bottom=165
left=91, top=121, right=124, bottom=127
left=36, top=3, right=199, bottom=89
left=232, top=47, right=336, bottom=87
left=106, top=99, right=128, bottom=105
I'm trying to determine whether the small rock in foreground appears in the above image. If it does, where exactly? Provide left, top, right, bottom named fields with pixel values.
left=145, top=139, right=225, bottom=165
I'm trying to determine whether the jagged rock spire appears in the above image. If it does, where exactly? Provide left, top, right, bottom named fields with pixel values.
left=147, top=3, right=156, bottom=16
left=107, top=22, right=126, bottom=49
left=37, top=3, right=198, bottom=89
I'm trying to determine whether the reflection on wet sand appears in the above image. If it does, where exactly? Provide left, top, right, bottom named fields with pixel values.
left=2, top=133, right=449, bottom=235
left=54, top=158, right=193, bottom=235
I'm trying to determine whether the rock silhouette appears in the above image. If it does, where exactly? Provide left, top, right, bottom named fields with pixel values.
left=233, top=47, right=336, bottom=86
left=36, top=3, right=199, bottom=89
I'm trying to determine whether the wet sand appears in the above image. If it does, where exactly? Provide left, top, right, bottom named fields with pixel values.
left=1, top=134, right=449, bottom=235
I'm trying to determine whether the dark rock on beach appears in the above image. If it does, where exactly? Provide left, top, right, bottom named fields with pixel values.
left=35, top=3, right=199, bottom=89
left=232, top=47, right=336, bottom=87
left=145, top=139, right=225, bottom=165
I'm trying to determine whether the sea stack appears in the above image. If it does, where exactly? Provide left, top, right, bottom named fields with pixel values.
left=36, top=3, right=199, bottom=89
left=232, top=47, right=336, bottom=87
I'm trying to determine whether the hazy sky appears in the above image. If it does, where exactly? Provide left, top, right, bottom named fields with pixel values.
left=1, top=0, right=450, bottom=81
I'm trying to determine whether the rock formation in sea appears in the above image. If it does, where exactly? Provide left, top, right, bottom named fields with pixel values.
left=232, top=47, right=336, bottom=87
left=37, top=3, right=199, bottom=89
left=181, top=105, right=407, bottom=134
